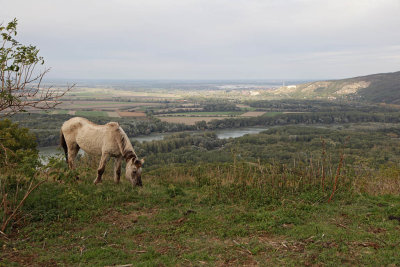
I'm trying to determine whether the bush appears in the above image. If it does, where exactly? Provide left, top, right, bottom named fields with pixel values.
left=0, top=119, right=42, bottom=233
left=0, top=119, right=40, bottom=175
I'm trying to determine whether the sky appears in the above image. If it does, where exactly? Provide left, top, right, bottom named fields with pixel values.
left=1, top=0, right=400, bottom=80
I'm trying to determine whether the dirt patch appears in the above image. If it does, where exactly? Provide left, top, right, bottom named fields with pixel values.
left=236, top=104, right=251, bottom=109
left=100, top=207, right=157, bottom=229
left=107, top=111, right=121, bottom=118
left=118, top=111, right=147, bottom=117
left=0, top=249, right=37, bottom=266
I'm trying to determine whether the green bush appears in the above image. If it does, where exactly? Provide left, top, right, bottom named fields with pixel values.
left=0, top=119, right=40, bottom=176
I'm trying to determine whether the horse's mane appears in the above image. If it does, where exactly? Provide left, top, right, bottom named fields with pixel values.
left=116, top=127, right=137, bottom=161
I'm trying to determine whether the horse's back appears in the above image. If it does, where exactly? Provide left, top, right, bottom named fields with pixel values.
left=61, top=117, right=121, bottom=156
left=62, top=116, right=83, bottom=129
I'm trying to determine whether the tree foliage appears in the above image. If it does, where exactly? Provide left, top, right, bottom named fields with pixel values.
left=0, top=18, right=73, bottom=117
left=0, top=119, right=39, bottom=169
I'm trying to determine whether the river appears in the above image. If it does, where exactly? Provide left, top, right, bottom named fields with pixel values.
left=39, top=127, right=268, bottom=159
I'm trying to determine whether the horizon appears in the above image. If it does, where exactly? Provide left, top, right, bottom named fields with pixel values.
left=43, top=69, right=398, bottom=85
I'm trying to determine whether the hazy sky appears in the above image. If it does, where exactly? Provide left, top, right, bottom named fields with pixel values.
left=1, top=0, right=399, bottom=80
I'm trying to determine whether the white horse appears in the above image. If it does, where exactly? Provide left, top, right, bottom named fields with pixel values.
left=60, top=117, right=144, bottom=186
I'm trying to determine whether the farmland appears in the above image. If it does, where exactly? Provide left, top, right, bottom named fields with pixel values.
left=31, top=84, right=279, bottom=123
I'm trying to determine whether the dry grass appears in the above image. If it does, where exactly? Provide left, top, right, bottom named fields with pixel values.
left=354, top=166, right=400, bottom=195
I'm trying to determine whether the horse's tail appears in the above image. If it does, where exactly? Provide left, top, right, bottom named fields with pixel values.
left=60, top=130, right=68, bottom=164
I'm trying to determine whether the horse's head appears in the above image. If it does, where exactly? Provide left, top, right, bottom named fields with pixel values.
left=126, top=158, right=144, bottom=187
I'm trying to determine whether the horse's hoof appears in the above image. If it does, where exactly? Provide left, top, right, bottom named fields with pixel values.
left=93, top=179, right=102, bottom=184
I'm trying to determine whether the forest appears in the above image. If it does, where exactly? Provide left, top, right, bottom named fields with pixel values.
left=9, top=99, right=400, bottom=147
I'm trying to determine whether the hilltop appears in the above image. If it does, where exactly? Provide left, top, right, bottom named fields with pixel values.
left=272, top=71, right=400, bottom=104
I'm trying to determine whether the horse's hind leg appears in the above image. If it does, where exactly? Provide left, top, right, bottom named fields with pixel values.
left=113, top=156, right=122, bottom=184
left=94, top=153, right=110, bottom=184
left=67, top=143, right=80, bottom=170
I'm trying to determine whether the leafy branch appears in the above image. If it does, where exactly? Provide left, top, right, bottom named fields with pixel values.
left=0, top=18, right=74, bottom=118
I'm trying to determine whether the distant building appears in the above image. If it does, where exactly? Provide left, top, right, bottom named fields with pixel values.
left=250, top=91, right=260, bottom=96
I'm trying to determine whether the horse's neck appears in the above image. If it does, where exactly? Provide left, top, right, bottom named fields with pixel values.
left=119, top=131, right=136, bottom=161
left=123, top=148, right=136, bottom=161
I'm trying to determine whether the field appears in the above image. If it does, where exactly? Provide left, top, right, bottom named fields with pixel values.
left=159, top=111, right=244, bottom=116
left=66, top=87, right=181, bottom=99
left=37, top=87, right=276, bottom=124
left=240, top=111, right=266, bottom=117
left=75, top=110, right=109, bottom=117
left=118, top=111, right=147, bottom=117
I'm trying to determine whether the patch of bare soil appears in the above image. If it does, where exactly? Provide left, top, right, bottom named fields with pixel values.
left=99, top=206, right=157, bottom=229
left=240, top=111, right=266, bottom=117
left=0, top=246, right=37, bottom=266
left=118, top=111, right=147, bottom=117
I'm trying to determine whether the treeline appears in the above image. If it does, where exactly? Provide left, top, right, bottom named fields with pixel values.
left=137, top=125, right=400, bottom=170
left=10, top=113, right=195, bottom=147
left=246, top=99, right=397, bottom=112
left=203, top=102, right=239, bottom=112
left=135, top=133, right=232, bottom=168
left=205, top=111, right=400, bottom=129
left=10, top=109, right=400, bottom=147
left=137, top=132, right=225, bottom=155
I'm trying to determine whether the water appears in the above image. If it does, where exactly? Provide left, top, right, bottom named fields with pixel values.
left=39, top=127, right=268, bottom=159
left=215, top=127, right=268, bottom=139
left=133, top=132, right=166, bottom=142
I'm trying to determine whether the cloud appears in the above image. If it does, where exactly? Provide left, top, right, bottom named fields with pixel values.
left=1, top=0, right=399, bottom=79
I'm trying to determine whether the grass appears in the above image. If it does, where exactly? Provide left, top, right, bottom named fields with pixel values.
left=1, top=158, right=400, bottom=266
left=262, top=111, right=283, bottom=117
left=75, top=110, right=109, bottom=117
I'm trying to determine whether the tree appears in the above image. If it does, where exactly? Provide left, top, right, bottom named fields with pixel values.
left=1, top=18, right=73, bottom=117
left=0, top=19, right=74, bottom=234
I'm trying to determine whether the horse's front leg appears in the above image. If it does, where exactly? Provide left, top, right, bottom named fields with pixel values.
left=114, top=156, right=122, bottom=184
left=94, top=153, right=110, bottom=184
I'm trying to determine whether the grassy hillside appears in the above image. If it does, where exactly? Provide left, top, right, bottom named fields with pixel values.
left=1, top=160, right=400, bottom=266
left=272, top=71, right=400, bottom=104
left=2, top=122, right=400, bottom=266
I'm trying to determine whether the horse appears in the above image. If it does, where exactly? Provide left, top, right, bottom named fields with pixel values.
left=60, top=117, right=144, bottom=187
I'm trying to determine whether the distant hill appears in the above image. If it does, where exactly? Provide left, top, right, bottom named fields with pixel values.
left=271, top=71, right=400, bottom=104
